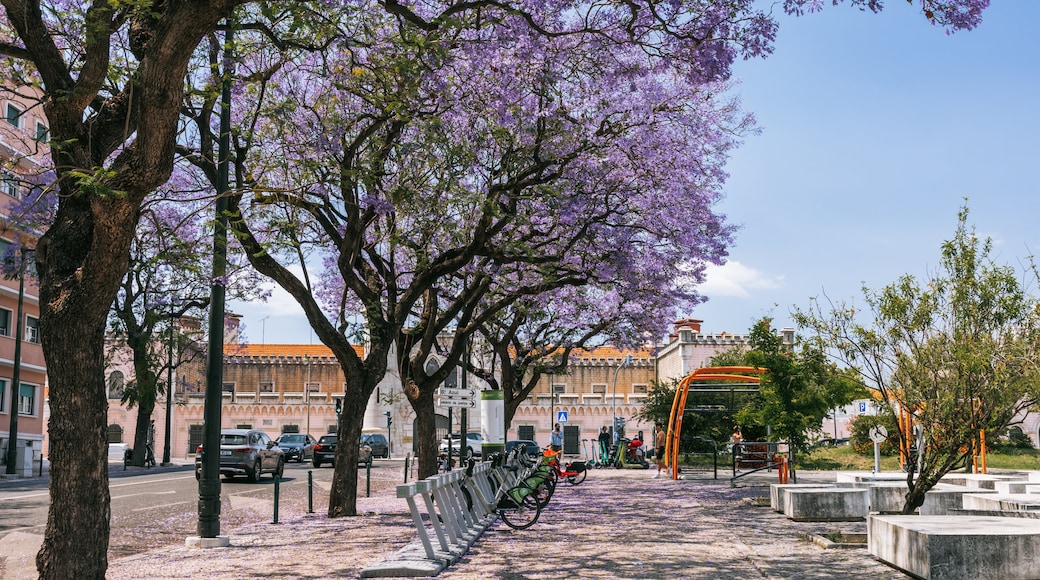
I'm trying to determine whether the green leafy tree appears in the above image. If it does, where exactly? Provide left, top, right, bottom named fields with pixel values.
left=735, top=319, right=868, bottom=452
left=795, top=205, right=1040, bottom=513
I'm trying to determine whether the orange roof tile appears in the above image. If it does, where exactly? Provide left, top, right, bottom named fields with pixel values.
left=223, top=343, right=364, bottom=358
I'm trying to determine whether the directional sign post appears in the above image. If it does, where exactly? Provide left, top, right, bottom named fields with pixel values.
left=437, top=388, right=475, bottom=399
left=438, top=398, right=476, bottom=409
left=869, top=425, right=888, bottom=473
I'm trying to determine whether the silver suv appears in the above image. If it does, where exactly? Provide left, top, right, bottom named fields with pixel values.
left=438, top=432, right=483, bottom=459
left=195, top=429, right=285, bottom=482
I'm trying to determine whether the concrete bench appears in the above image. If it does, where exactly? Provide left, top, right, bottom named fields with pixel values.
left=962, top=493, right=1040, bottom=512
left=870, top=515, right=1040, bottom=579
left=769, top=483, right=833, bottom=513
left=784, top=487, right=869, bottom=521
left=920, top=486, right=997, bottom=515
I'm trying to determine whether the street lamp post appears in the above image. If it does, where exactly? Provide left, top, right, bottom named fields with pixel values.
left=611, top=354, right=633, bottom=443
left=4, top=248, right=31, bottom=475
left=306, top=355, right=312, bottom=436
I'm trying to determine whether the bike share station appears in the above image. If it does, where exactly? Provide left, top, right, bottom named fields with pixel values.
left=363, top=388, right=588, bottom=577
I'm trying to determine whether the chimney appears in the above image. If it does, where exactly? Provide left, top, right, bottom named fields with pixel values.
left=224, top=312, right=243, bottom=344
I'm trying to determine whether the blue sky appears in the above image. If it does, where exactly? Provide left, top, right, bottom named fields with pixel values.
left=695, top=1, right=1040, bottom=336
left=231, top=1, right=1040, bottom=345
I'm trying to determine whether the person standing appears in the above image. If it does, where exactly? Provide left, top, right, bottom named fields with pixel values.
left=550, top=424, right=564, bottom=453
left=597, top=426, right=611, bottom=467
left=654, top=423, right=668, bottom=478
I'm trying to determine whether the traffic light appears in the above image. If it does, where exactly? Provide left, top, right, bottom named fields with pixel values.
left=335, top=398, right=342, bottom=415
left=385, top=411, right=392, bottom=428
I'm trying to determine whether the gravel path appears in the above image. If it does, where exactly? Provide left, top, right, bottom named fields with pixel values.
left=100, top=468, right=910, bottom=579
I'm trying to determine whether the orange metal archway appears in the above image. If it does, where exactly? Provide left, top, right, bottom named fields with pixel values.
left=666, top=366, right=765, bottom=480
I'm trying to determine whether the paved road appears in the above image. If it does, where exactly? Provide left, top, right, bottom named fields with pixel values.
left=88, top=467, right=911, bottom=579
left=0, top=458, right=403, bottom=579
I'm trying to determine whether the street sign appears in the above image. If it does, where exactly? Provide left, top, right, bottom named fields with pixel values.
left=557, top=411, right=569, bottom=423
left=437, top=387, right=475, bottom=399
left=869, top=425, right=888, bottom=443
left=438, top=397, right=476, bottom=408
left=859, top=402, right=867, bottom=413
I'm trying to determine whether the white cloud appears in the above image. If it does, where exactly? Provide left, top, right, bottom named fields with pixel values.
left=698, top=261, right=784, bottom=299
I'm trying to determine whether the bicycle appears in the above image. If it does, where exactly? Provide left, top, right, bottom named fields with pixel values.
left=542, top=447, right=587, bottom=484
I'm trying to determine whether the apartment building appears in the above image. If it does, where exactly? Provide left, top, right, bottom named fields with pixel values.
left=0, top=82, right=48, bottom=474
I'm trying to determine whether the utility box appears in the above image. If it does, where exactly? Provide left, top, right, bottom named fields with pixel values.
left=14, top=440, right=34, bottom=476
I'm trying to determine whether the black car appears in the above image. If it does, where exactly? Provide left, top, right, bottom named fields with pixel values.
left=195, top=428, right=284, bottom=482
left=362, top=433, right=389, bottom=459
left=506, top=439, right=541, bottom=457
left=313, top=434, right=374, bottom=468
left=275, top=433, right=316, bottom=462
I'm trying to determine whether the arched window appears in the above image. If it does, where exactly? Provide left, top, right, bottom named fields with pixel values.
left=107, top=424, right=124, bottom=444
left=107, top=371, right=125, bottom=400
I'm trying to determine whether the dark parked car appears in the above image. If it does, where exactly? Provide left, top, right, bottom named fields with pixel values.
left=312, top=434, right=374, bottom=468
left=505, top=439, right=541, bottom=457
left=362, top=433, right=389, bottom=459
left=275, top=433, right=316, bottom=462
left=195, top=428, right=284, bottom=482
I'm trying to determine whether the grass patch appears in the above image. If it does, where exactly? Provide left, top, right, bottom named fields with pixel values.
left=796, top=445, right=1040, bottom=472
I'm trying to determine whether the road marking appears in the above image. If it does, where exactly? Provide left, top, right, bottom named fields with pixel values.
left=111, top=490, right=177, bottom=500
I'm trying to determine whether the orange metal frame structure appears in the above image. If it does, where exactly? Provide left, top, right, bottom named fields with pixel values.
left=665, top=366, right=765, bottom=480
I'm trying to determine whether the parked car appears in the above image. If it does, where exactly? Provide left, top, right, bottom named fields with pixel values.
left=275, top=433, right=316, bottom=462
left=505, top=439, right=541, bottom=457
left=362, top=433, right=389, bottom=459
left=438, top=432, right=483, bottom=459
left=195, top=428, right=284, bottom=482
left=312, top=434, right=374, bottom=468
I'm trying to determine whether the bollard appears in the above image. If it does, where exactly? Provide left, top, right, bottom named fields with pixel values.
left=404, top=453, right=410, bottom=483
left=273, top=474, right=281, bottom=523
left=366, top=461, right=372, bottom=498
left=307, top=470, right=314, bottom=513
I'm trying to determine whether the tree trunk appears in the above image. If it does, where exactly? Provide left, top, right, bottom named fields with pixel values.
left=328, top=388, right=368, bottom=517
left=35, top=200, right=137, bottom=578
left=132, top=400, right=156, bottom=466
left=409, top=386, right=438, bottom=480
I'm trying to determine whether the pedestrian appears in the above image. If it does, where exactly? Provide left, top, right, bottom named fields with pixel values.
left=654, top=423, right=668, bottom=478
left=550, top=423, right=563, bottom=453
left=597, top=426, right=611, bottom=467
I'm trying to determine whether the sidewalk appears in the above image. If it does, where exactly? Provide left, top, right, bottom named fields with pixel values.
left=97, top=467, right=909, bottom=579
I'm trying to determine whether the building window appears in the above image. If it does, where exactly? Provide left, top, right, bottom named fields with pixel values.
left=35, top=120, right=48, bottom=142
left=2, top=172, right=19, bottom=199
left=236, top=423, right=252, bottom=429
left=222, top=382, right=235, bottom=394
left=0, top=379, right=6, bottom=413
left=632, top=384, right=648, bottom=394
left=258, top=381, right=274, bottom=393
left=107, top=424, right=124, bottom=444
left=590, top=383, right=607, bottom=395
left=0, top=307, right=10, bottom=337
left=306, top=382, right=321, bottom=392
left=107, top=371, right=125, bottom=400
left=552, top=384, right=566, bottom=395
left=5, top=102, right=23, bottom=128
left=25, top=315, right=39, bottom=343
left=18, top=383, right=36, bottom=415
left=281, top=424, right=300, bottom=433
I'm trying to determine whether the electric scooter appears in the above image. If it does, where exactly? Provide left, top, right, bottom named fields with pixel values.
left=614, top=437, right=650, bottom=469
